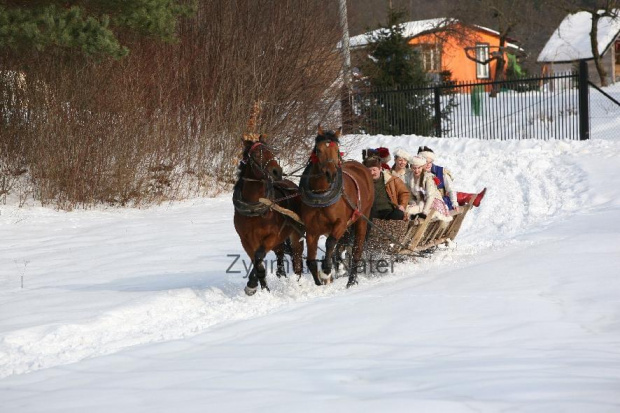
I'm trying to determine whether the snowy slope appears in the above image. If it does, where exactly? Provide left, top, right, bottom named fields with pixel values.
left=1, top=136, right=620, bottom=412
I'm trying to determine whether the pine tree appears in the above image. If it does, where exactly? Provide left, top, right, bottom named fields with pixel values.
left=0, top=1, right=195, bottom=59
left=355, top=8, right=436, bottom=136
left=362, top=8, right=427, bottom=89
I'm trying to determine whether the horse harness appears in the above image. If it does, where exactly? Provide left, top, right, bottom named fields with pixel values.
left=300, top=143, right=363, bottom=227
left=299, top=164, right=343, bottom=208
left=233, top=142, right=299, bottom=217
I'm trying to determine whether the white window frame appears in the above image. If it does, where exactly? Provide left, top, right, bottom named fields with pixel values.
left=414, top=43, right=442, bottom=73
left=476, top=43, right=490, bottom=79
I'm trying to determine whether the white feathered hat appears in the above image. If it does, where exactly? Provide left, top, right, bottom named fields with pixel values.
left=410, top=155, right=427, bottom=167
left=393, top=148, right=413, bottom=163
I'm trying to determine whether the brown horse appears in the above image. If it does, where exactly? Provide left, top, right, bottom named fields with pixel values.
left=299, top=126, right=374, bottom=288
left=233, top=135, right=304, bottom=295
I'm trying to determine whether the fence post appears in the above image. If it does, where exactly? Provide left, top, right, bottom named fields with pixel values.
left=434, top=86, right=441, bottom=137
left=578, top=60, right=590, bottom=141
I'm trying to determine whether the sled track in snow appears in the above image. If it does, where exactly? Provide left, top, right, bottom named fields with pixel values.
left=0, top=241, right=518, bottom=379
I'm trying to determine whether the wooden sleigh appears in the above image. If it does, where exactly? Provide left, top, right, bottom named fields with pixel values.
left=364, top=199, right=474, bottom=256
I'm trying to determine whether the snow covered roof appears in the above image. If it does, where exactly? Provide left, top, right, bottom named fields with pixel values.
left=348, top=18, right=520, bottom=50
left=537, top=10, right=620, bottom=63
left=349, top=18, right=451, bottom=48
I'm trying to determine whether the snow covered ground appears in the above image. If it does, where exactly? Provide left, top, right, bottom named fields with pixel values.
left=1, top=131, right=620, bottom=411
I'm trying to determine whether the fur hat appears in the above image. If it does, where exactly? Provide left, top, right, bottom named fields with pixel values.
left=367, top=147, right=391, bottom=163
left=393, top=148, right=413, bottom=163
left=410, top=155, right=427, bottom=168
left=417, top=146, right=435, bottom=163
left=363, top=156, right=382, bottom=168
left=376, top=147, right=391, bottom=163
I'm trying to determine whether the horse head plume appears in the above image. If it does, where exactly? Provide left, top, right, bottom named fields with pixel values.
left=242, top=101, right=263, bottom=143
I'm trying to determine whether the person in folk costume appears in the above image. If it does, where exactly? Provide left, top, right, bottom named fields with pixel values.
left=390, top=148, right=411, bottom=182
left=404, top=155, right=452, bottom=223
left=363, top=156, right=410, bottom=221
left=417, top=146, right=486, bottom=212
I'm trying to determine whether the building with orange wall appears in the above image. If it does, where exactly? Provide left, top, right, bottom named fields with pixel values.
left=349, top=18, right=522, bottom=84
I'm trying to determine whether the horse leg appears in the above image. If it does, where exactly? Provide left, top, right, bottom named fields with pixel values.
left=245, top=246, right=268, bottom=295
left=320, top=235, right=338, bottom=284
left=333, top=241, right=343, bottom=275
left=254, top=247, right=269, bottom=291
left=274, top=244, right=287, bottom=278
left=305, top=233, right=322, bottom=286
left=289, top=232, right=304, bottom=277
left=334, top=229, right=353, bottom=276
left=347, top=219, right=369, bottom=288
left=244, top=252, right=259, bottom=296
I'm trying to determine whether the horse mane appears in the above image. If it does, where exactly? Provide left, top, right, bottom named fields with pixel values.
left=234, top=141, right=255, bottom=190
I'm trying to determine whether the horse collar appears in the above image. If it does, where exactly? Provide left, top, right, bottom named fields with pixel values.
left=233, top=179, right=274, bottom=217
left=299, top=164, right=343, bottom=207
left=233, top=144, right=275, bottom=217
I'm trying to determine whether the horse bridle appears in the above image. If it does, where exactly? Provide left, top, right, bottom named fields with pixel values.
left=233, top=142, right=277, bottom=217
left=312, top=140, right=342, bottom=171
left=300, top=139, right=344, bottom=207
left=243, top=142, right=279, bottom=182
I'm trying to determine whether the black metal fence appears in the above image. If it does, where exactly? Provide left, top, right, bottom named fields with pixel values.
left=589, top=82, right=620, bottom=140
left=349, top=61, right=612, bottom=140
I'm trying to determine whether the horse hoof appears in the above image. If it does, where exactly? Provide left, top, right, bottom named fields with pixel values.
left=318, top=270, right=332, bottom=284
left=346, top=278, right=358, bottom=288
left=276, top=271, right=287, bottom=279
left=244, top=285, right=258, bottom=296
